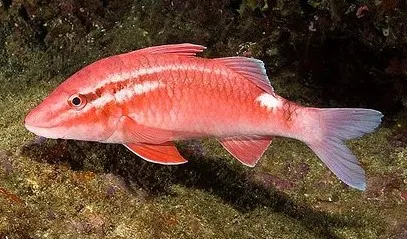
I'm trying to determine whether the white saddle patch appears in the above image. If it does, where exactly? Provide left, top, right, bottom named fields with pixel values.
left=255, top=93, right=282, bottom=111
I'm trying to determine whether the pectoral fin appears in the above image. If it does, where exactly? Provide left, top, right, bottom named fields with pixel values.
left=117, top=116, right=199, bottom=144
left=218, top=136, right=272, bottom=167
left=124, top=142, right=188, bottom=165
left=118, top=116, right=174, bottom=144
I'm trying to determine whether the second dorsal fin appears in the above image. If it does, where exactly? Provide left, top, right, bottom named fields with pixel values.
left=134, top=43, right=206, bottom=56
left=214, top=57, right=274, bottom=94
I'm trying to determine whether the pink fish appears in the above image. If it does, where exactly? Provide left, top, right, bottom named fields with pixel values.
left=24, top=43, right=383, bottom=190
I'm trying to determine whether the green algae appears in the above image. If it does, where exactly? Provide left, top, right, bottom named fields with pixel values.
left=0, top=0, right=407, bottom=238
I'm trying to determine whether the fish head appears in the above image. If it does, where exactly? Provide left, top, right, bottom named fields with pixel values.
left=25, top=70, right=122, bottom=142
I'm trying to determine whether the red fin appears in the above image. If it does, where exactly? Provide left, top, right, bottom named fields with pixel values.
left=218, top=136, right=272, bottom=167
left=116, top=116, right=200, bottom=144
left=134, top=43, right=206, bottom=56
left=117, top=116, right=175, bottom=144
left=124, top=142, right=187, bottom=165
left=214, top=57, right=273, bottom=94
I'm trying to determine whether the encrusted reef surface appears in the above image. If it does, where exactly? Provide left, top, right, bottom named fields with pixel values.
left=1, top=0, right=407, bottom=238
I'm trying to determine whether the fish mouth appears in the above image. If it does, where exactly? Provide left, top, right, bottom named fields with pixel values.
left=24, top=123, right=64, bottom=139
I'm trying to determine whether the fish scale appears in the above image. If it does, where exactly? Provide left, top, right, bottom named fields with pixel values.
left=25, top=43, right=383, bottom=191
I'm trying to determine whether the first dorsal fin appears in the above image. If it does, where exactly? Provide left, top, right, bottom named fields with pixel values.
left=135, top=43, right=206, bottom=56
left=214, top=57, right=274, bottom=94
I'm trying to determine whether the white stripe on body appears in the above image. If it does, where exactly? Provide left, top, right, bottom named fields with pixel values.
left=113, top=80, right=163, bottom=104
left=89, top=80, right=164, bottom=111
left=59, top=80, right=165, bottom=121
left=80, top=63, right=229, bottom=112
left=81, top=63, right=229, bottom=95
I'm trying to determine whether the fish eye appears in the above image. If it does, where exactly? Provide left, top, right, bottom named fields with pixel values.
left=72, top=97, right=81, bottom=106
left=68, top=94, right=87, bottom=110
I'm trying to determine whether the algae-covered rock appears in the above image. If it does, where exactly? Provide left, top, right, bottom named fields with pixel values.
left=0, top=0, right=407, bottom=238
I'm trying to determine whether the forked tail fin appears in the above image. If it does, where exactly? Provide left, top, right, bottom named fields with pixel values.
left=304, top=108, right=383, bottom=191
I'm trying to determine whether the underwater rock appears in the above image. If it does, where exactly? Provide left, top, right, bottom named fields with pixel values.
left=0, top=0, right=407, bottom=238
left=249, top=171, right=295, bottom=190
left=0, top=150, right=13, bottom=175
left=391, top=222, right=407, bottom=239
left=366, top=174, right=404, bottom=199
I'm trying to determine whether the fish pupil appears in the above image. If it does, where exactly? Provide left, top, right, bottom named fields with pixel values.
left=72, top=97, right=81, bottom=106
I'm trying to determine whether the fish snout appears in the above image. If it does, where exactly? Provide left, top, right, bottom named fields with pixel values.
left=25, top=104, right=47, bottom=128
left=25, top=89, right=68, bottom=129
left=24, top=107, right=63, bottom=139
left=25, top=108, right=37, bottom=127
left=24, top=99, right=64, bottom=139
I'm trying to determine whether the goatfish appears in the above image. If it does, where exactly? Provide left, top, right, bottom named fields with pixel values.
left=24, top=43, right=383, bottom=191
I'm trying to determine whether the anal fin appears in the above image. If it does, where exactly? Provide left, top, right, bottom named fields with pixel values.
left=124, top=142, right=187, bottom=165
left=218, top=136, right=272, bottom=167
